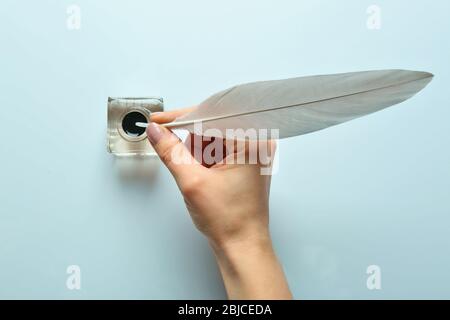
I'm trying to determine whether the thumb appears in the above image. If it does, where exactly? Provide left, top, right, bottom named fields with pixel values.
left=146, top=122, right=201, bottom=183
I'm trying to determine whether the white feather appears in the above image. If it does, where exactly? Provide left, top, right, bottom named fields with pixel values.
left=163, top=70, right=433, bottom=139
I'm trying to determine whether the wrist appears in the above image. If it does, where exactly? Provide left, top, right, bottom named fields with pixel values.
left=209, top=230, right=291, bottom=299
left=208, top=224, right=272, bottom=256
left=209, top=227, right=276, bottom=279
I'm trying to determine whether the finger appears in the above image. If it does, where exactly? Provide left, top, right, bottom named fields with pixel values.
left=146, top=122, right=203, bottom=184
left=150, top=106, right=197, bottom=124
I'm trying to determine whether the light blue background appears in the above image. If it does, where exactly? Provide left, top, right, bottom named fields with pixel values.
left=1, top=0, right=449, bottom=299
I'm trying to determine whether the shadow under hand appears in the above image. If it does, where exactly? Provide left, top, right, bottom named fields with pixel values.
left=112, top=156, right=160, bottom=190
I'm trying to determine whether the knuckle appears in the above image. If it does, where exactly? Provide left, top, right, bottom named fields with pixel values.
left=160, top=146, right=174, bottom=165
left=270, top=139, right=277, bottom=149
left=158, top=139, right=180, bottom=166
left=270, top=139, right=277, bottom=153
left=180, top=175, right=203, bottom=195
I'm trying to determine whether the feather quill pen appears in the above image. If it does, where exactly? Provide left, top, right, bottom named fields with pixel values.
left=137, top=70, right=433, bottom=139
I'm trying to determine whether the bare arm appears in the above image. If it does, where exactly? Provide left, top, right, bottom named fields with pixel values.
left=149, top=109, right=292, bottom=300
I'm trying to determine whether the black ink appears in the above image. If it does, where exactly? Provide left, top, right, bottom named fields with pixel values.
left=122, top=111, right=147, bottom=137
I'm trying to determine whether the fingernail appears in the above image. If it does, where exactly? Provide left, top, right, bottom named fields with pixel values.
left=146, top=122, right=163, bottom=145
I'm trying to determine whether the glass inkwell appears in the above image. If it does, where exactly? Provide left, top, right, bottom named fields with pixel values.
left=107, top=97, right=164, bottom=156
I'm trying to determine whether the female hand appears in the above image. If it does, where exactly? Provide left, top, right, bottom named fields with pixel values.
left=148, top=108, right=292, bottom=300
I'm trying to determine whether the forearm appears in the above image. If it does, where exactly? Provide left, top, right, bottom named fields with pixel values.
left=210, top=232, right=292, bottom=300
left=149, top=110, right=289, bottom=299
